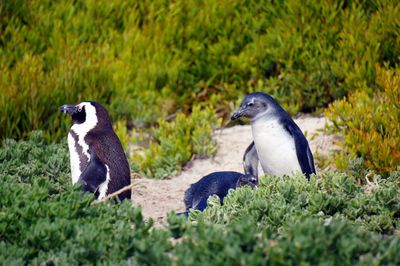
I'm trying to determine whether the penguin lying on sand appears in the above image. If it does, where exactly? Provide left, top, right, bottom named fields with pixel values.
left=61, top=101, right=131, bottom=200
left=181, top=171, right=258, bottom=216
left=232, top=92, right=316, bottom=180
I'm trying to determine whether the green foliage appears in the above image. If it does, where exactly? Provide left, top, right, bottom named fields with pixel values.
left=0, top=177, right=172, bottom=265
left=181, top=173, right=400, bottom=264
left=1, top=135, right=400, bottom=264
left=130, top=106, right=221, bottom=178
left=1, top=0, right=400, bottom=140
left=0, top=131, right=70, bottom=192
left=196, top=172, right=400, bottom=234
left=0, top=134, right=172, bottom=265
left=326, top=65, right=400, bottom=176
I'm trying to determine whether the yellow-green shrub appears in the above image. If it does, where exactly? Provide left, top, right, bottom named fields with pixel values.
left=130, top=106, right=221, bottom=179
left=326, top=65, right=400, bottom=176
left=1, top=0, right=400, bottom=140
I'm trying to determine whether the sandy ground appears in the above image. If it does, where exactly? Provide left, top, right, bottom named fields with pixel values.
left=131, top=116, right=338, bottom=224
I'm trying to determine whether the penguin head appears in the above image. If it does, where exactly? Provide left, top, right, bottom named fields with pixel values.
left=60, top=101, right=112, bottom=129
left=236, top=174, right=258, bottom=188
left=231, top=92, right=282, bottom=122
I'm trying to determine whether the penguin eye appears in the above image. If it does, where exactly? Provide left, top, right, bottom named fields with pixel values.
left=247, top=102, right=254, bottom=107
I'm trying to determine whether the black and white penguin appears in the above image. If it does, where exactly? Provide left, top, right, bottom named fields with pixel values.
left=60, top=101, right=131, bottom=200
left=231, top=92, right=316, bottom=180
left=183, top=171, right=258, bottom=214
left=242, top=141, right=259, bottom=178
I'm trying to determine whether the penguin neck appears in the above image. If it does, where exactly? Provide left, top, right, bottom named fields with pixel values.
left=250, top=115, right=282, bottom=151
left=250, top=114, right=279, bottom=128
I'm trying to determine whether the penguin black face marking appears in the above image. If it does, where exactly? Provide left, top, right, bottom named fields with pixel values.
left=60, top=104, right=87, bottom=124
left=231, top=92, right=280, bottom=121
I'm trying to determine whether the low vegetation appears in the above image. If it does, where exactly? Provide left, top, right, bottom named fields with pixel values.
left=1, top=134, right=399, bottom=265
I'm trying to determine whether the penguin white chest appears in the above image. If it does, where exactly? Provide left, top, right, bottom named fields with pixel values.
left=67, top=132, right=82, bottom=184
left=251, top=119, right=302, bottom=177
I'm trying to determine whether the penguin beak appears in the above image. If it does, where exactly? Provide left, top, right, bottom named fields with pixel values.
left=231, top=107, right=244, bottom=120
left=60, top=104, right=77, bottom=115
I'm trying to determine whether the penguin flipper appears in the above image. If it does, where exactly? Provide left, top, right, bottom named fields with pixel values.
left=193, top=197, right=210, bottom=211
left=243, top=141, right=259, bottom=177
left=282, top=120, right=316, bottom=180
left=306, top=145, right=316, bottom=175
left=77, top=148, right=107, bottom=194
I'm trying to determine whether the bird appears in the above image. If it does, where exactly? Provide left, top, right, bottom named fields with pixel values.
left=60, top=101, right=131, bottom=200
left=231, top=92, right=316, bottom=180
left=242, top=141, right=259, bottom=178
left=182, top=171, right=258, bottom=216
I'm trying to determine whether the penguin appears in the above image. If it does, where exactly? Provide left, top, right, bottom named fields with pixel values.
left=231, top=92, right=316, bottom=180
left=182, top=171, right=258, bottom=215
left=242, top=141, right=259, bottom=178
left=60, top=101, right=131, bottom=200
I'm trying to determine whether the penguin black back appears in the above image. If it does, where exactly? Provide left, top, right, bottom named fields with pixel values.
left=184, top=171, right=258, bottom=212
left=84, top=103, right=130, bottom=199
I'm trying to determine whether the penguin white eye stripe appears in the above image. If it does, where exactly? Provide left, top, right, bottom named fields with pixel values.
left=71, top=104, right=98, bottom=160
left=77, top=103, right=87, bottom=112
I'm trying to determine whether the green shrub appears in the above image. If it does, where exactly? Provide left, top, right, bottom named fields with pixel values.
left=130, top=106, right=221, bottom=178
left=0, top=134, right=172, bottom=265
left=0, top=131, right=70, bottom=192
left=1, top=0, right=400, bottom=140
left=169, top=172, right=400, bottom=265
left=194, top=172, right=400, bottom=235
left=0, top=176, right=172, bottom=265
left=326, top=65, right=400, bottom=176
left=1, top=135, right=400, bottom=264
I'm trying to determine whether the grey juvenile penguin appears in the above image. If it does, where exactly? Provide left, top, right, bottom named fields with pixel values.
left=61, top=101, right=131, bottom=200
left=231, top=92, right=316, bottom=180
left=182, top=171, right=258, bottom=216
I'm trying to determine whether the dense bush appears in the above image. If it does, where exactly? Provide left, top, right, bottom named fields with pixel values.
left=179, top=172, right=400, bottom=264
left=195, top=171, right=400, bottom=234
left=0, top=133, right=172, bottom=265
left=1, top=0, right=399, bottom=140
left=0, top=136, right=400, bottom=265
left=326, top=65, right=400, bottom=176
left=0, top=176, right=172, bottom=265
left=0, top=131, right=70, bottom=191
left=1, top=135, right=400, bottom=265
